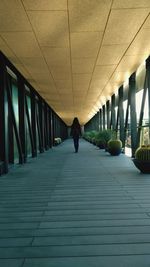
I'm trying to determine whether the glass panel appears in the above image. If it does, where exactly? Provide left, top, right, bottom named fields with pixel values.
left=136, top=89, right=143, bottom=123
left=123, top=100, right=127, bottom=120
left=140, top=127, right=150, bottom=145
left=140, top=90, right=150, bottom=145
left=136, top=61, right=146, bottom=92
left=143, top=90, right=149, bottom=126
left=123, top=100, right=131, bottom=157
left=36, top=102, right=40, bottom=153
left=115, top=106, right=118, bottom=118
left=12, top=81, right=19, bottom=163
left=26, top=95, right=32, bottom=157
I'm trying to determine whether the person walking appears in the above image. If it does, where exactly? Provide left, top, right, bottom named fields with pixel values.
left=70, top=117, right=81, bottom=153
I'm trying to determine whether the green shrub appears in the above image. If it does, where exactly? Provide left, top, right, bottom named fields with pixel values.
left=95, top=138, right=106, bottom=148
left=83, top=130, right=98, bottom=143
left=108, top=140, right=122, bottom=150
left=95, top=129, right=112, bottom=148
left=107, top=139, right=122, bottom=156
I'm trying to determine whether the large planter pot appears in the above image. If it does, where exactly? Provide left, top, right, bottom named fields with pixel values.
left=133, top=145, right=150, bottom=173
left=108, top=148, right=122, bottom=156
left=107, top=139, right=122, bottom=156
left=133, top=158, right=150, bottom=174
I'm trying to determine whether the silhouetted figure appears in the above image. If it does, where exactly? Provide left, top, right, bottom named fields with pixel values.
left=70, top=117, right=81, bottom=153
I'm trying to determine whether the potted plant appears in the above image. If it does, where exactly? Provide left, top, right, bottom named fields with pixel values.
left=95, top=138, right=106, bottom=149
left=107, top=139, right=122, bottom=156
left=95, top=129, right=112, bottom=150
left=107, top=130, right=122, bottom=156
left=133, top=145, right=150, bottom=173
left=88, top=130, right=98, bottom=143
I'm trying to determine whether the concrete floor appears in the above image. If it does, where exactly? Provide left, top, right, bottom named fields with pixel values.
left=0, top=139, right=150, bottom=267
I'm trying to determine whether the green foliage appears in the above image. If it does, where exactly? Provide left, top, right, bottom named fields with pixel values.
left=95, top=138, right=106, bottom=147
left=84, top=129, right=113, bottom=147
left=97, top=129, right=112, bottom=143
left=108, top=140, right=122, bottom=149
left=82, top=132, right=89, bottom=139
left=111, top=130, right=118, bottom=140
left=83, top=130, right=98, bottom=143
left=135, top=145, right=150, bottom=161
left=88, top=130, right=98, bottom=138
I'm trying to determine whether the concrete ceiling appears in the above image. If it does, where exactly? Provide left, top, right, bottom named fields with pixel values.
left=0, top=0, right=150, bottom=125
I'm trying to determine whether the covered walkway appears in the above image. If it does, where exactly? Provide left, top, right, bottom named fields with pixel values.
left=1, top=139, right=150, bottom=267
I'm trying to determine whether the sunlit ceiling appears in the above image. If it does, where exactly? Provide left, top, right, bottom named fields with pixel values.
left=0, top=0, right=150, bottom=125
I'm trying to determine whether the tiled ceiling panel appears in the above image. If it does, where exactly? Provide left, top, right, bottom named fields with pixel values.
left=71, top=32, right=103, bottom=58
left=125, top=28, right=150, bottom=56
left=97, top=45, right=127, bottom=65
left=20, top=57, right=49, bottom=74
left=116, top=54, right=147, bottom=72
left=0, top=0, right=150, bottom=125
left=93, top=65, right=117, bottom=79
left=72, top=58, right=95, bottom=74
left=42, top=47, right=70, bottom=66
left=103, top=9, right=150, bottom=45
left=55, top=80, right=72, bottom=92
left=1, top=32, right=41, bottom=58
left=28, top=11, right=69, bottom=47
left=68, top=0, right=111, bottom=32
left=23, top=0, right=67, bottom=10
left=0, top=0, right=31, bottom=31
left=112, top=0, right=150, bottom=9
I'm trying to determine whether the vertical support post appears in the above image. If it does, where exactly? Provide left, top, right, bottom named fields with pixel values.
left=118, top=86, right=125, bottom=146
left=39, top=99, right=44, bottom=151
left=49, top=109, right=52, bottom=148
left=35, top=101, right=43, bottom=153
left=43, top=102, right=46, bottom=150
left=102, top=105, right=105, bottom=129
left=0, top=52, right=8, bottom=173
left=44, top=103, right=48, bottom=150
left=46, top=105, right=49, bottom=149
left=45, top=105, right=50, bottom=149
left=18, top=76, right=26, bottom=162
left=6, top=73, right=23, bottom=164
left=51, top=111, right=55, bottom=146
left=7, top=75, right=14, bottom=164
left=95, top=111, right=100, bottom=131
left=129, top=73, right=137, bottom=157
left=99, top=109, right=102, bottom=131
left=147, top=58, right=150, bottom=142
left=111, top=94, right=116, bottom=130
left=31, top=91, right=37, bottom=157
left=106, top=100, right=110, bottom=129
left=25, top=95, right=35, bottom=157
left=136, top=57, right=150, bottom=146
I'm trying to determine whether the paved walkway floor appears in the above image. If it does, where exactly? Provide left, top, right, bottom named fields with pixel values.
left=0, top=139, right=150, bottom=267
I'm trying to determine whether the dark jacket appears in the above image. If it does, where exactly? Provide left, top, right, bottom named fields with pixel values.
left=70, top=124, right=81, bottom=138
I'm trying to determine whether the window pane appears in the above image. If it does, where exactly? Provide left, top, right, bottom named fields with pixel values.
left=12, top=81, right=19, bottom=163
left=26, top=95, right=32, bottom=157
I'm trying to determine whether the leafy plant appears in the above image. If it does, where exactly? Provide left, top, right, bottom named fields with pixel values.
left=95, top=138, right=106, bottom=149
left=83, top=130, right=98, bottom=143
